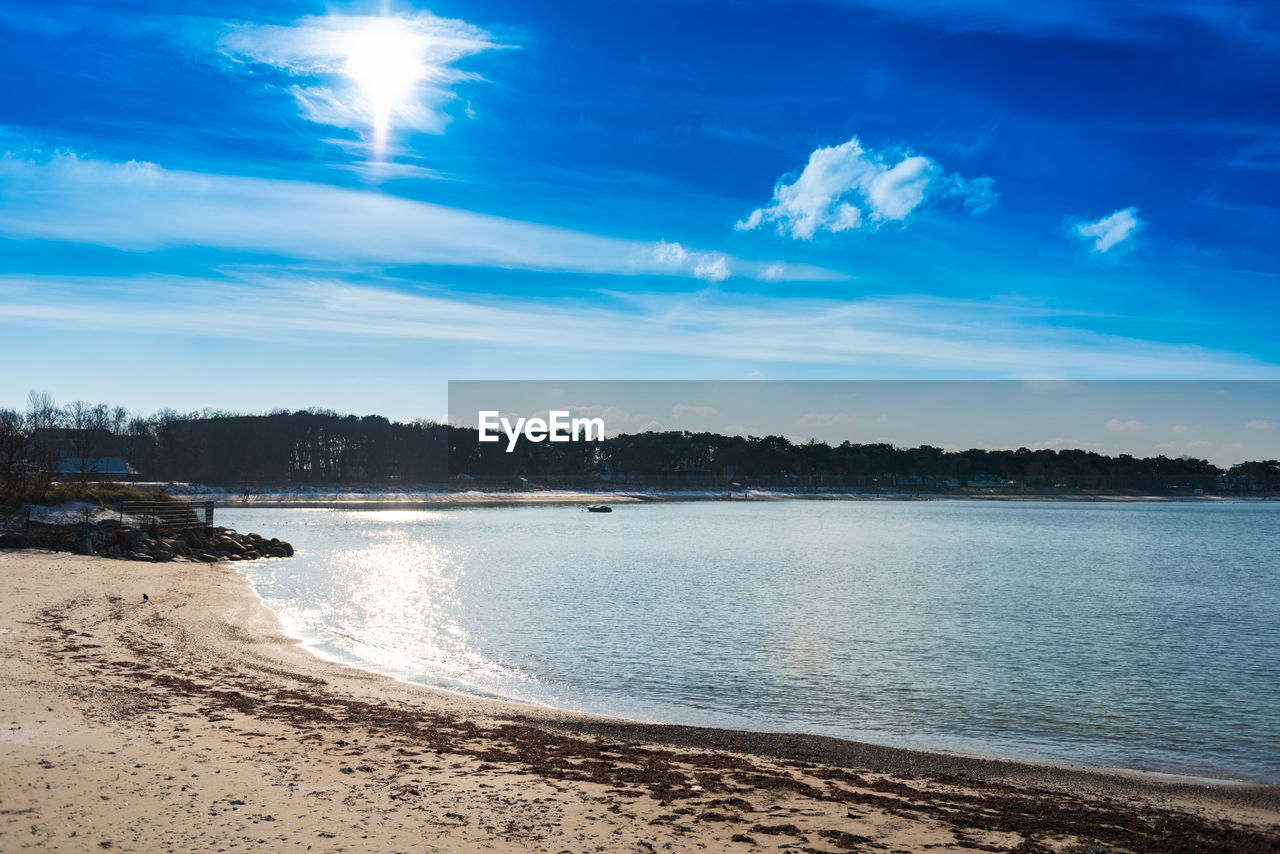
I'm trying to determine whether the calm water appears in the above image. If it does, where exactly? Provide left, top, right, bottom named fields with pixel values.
left=221, top=501, right=1280, bottom=782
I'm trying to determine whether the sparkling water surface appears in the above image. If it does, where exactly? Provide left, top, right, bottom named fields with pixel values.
left=221, top=501, right=1280, bottom=782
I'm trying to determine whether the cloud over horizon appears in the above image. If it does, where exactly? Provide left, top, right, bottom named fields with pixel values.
left=736, top=136, right=996, bottom=240
left=0, top=272, right=1270, bottom=381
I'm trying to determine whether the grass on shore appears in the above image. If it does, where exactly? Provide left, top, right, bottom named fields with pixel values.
left=4, top=481, right=169, bottom=509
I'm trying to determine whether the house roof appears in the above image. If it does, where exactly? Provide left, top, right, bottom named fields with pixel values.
left=56, top=457, right=137, bottom=476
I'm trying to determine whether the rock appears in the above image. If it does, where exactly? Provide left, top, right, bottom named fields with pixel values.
left=0, top=517, right=294, bottom=565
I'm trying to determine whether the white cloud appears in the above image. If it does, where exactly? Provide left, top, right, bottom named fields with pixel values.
left=864, top=155, right=937, bottom=220
left=1074, top=207, right=1144, bottom=253
left=736, top=135, right=995, bottom=240
left=1105, top=418, right=1144, bottom=433
left=0, top=152, right=840, bottom=283
left=693, top=254, right=731, bottom=282
left=2, top=274, right=1273, bottom=380
left=652, top=240, right=689, bottom=266
left=1245, top=418, right=1275, bottom=430
left=1171, top=423, right=1190, bottom=433
left=336, top=161, right=450, bottom=183
left=218, top=13, right=500, bottom=145
left=798, top=412, right=858, bottom=428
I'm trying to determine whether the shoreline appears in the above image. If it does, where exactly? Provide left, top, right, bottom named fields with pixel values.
left=2, top=550, right=1277, bottom=851
left=255, top=587, right=1273, bottom=792
left=166, top=487, right=1280, bottom=509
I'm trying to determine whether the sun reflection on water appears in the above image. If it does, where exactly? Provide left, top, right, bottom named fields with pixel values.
left=231, top=503, right=1280, bottom=783
left=265, top=511, right=535, bottom=692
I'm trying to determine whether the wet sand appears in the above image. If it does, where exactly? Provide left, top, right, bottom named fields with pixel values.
left=1, top=550, right=1276, bottom=852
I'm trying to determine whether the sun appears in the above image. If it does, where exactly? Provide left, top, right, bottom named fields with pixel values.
left=341, top=18, right=427, bottom=154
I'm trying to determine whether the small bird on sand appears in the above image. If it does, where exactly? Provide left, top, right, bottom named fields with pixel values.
left=142, top=593, right=149, bottom=601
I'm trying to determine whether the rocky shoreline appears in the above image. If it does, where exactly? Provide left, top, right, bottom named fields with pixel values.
left=105, top=526, right=295, bottom=563
left=0, top=516, right=293, bottom=563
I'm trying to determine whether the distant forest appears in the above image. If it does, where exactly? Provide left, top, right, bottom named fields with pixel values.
left=2, top=395, right=1278, bottom=495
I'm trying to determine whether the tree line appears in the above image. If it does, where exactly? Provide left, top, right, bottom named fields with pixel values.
left=2, top=394, right=1277, bottom=496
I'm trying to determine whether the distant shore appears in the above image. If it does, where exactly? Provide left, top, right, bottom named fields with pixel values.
left=2, top=549, right=1277, bottom=852
left=167, top=485, right=1279, bottom=508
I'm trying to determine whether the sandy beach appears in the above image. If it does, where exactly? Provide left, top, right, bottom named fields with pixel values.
left=1, top=550, right=1277, bottom=853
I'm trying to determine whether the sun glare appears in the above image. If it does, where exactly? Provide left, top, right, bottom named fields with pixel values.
left=341, top=18, right=427, bottom=155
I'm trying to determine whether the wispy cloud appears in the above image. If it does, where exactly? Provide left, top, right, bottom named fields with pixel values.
left=736, top=135, right=995, bottom=240
left=1227, top=138, right=1280, bottom=173
left=1, top=273, right=1271, bottom=379
left=827, top=0, right=1280, bottom=47
left=1073, top=207, right=1144, bottom=253
left=217, top=12, right=502, bottom=150
left=0, top=151, right=840, bottom=283
left=1105, top=418, right=1144, bottom=433
left=797, top=412, right=859, bottom=428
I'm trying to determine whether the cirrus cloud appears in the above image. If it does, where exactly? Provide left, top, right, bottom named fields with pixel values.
left=2, top=273, right=1272, bottom=381
left=0, top=150, right=840, bottom=284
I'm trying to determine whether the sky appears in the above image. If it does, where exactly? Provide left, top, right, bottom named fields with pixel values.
left=448, top=381, right=1280, bottom=466
left=2, top=0, right=1279, bottom=455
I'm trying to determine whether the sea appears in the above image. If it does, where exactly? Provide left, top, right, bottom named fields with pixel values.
left=219, top=500, right=1280, bottom=783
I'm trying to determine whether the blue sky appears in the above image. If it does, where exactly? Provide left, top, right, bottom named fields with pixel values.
left=2, top=0, right=1279, bottom=433
left=448, top=381, right=1280, bottom=466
